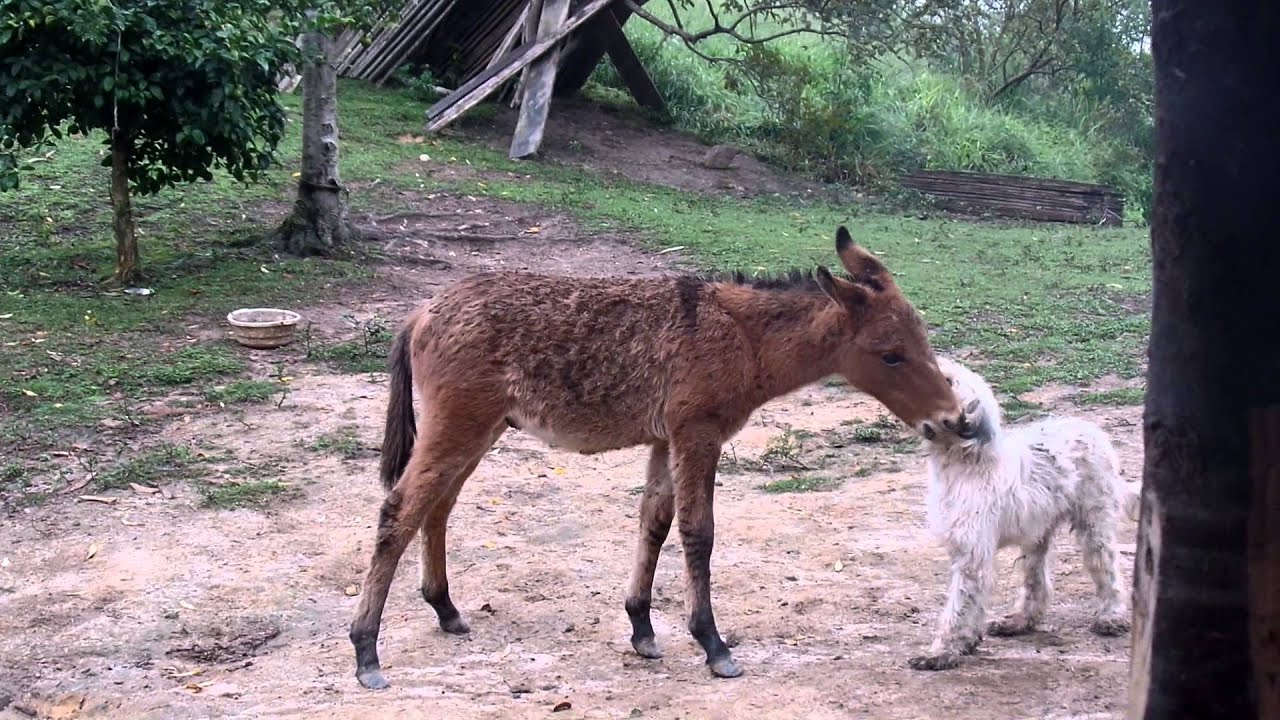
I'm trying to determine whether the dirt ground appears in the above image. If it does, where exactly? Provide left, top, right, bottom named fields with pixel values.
left=0, top=104, right=1141, bottom=720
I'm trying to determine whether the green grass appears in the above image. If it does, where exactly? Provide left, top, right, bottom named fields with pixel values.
left=758, top=474, right=842, bottom=494
left=204, top=379, right=281, bottom=405
left=96, top=443, right=198, bottom=491
left=1002, top=397, right=1048, bottom=423
left=312, top=427, right=367, bottom=459
left=200, top=479, right=294, bottom=509
left=1077, top=386, right=1146, bottom=406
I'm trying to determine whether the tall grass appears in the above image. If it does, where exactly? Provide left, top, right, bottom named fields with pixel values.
left=588, top=11, right=1151, bottom=221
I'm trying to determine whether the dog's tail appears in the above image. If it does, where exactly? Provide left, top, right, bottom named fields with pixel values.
left=379, top=322, right=417, bottom=492
left=1121, top=479, right=1142, bottom=522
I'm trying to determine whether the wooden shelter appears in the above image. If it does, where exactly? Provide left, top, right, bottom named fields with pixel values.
left=334, top=0, right=664, bottom=159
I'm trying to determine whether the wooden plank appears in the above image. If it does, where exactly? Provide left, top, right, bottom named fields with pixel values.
left=509, top=0, right=571, bottom=158
left=555, top=0, right=646, bottom=98
left=425, top=0, right=615, bottom=132
left=599, top=6, right=664, bottom=110
left=511, top=0, right=546, bottom=107
left=900, top=168, right=1125, bottom=226
left=367, top=0, right=459, bottom=85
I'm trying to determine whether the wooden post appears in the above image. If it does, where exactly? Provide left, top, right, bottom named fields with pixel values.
left=554, top=0, right=648, bottom=98
left=508, top=0, right=570, bottom=159
left=599, top=8, right=663, bottom=110
left=1129, top=1, right=1280, bottom=718
left=511, top=0, right=545, bottom=107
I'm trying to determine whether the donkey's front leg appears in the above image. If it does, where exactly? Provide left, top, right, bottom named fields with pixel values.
left=671, top=436, right=740, bottom=678
left=625, top=443, right=675, bottom=660
left=909, top=540, right=995, bottom=671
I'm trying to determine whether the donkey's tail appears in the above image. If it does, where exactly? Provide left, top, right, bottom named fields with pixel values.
left=379, top=324, right=417, bottom=491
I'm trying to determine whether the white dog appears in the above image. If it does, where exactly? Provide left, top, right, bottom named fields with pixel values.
left=908, top=357, right=1139, bottom=671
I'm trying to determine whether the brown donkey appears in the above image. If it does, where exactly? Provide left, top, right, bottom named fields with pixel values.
left=350, top=226, right=964, bottom=688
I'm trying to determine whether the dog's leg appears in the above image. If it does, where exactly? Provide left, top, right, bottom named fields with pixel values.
left=909, top=540, right=995, bottom=671
left=1077, top=511, right=1130, bottom=636
left=988, top=530, right=1054, bottom=636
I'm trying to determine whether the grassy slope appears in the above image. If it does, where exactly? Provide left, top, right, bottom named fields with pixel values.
left=0, top=80, right=1149, bottom=501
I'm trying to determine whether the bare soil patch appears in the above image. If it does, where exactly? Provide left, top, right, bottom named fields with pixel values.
left=449, top=99, right=848, bottom=202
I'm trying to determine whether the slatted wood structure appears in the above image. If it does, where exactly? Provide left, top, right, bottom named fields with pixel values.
left=901, top=170, right=1125, bottom=226
left=334, top=0, right=664, bottom=160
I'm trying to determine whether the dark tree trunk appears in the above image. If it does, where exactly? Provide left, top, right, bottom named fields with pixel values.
left=109, top=129, right=140, bottom=285
left=276, top=30, right=358, bottom=257
left=1131, top=2, right=1280, bottom=718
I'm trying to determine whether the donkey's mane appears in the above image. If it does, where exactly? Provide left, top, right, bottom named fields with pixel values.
left=698, top=268, right=853, bottom=294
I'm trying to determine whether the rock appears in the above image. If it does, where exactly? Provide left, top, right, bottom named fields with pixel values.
left=701, top=145, right=740, bottom=170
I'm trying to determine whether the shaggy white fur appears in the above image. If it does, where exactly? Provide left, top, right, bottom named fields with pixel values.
left=908, top=357, right=1140, bottom=671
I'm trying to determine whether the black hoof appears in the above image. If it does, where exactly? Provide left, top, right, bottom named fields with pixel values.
left=908, top=653, right=961, bottom=671
left=440, top=615, right=471, bottom=635
left=631, top=636, right=664, bottom=659
left=357, top=667, right=390, bottom=690
left=708, top=654, right=743, bottom=678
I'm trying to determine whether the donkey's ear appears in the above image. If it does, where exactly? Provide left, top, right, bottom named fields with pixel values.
left=814, top=265, right=870, bottom=308
left=834, top=226, right=892, bottom=291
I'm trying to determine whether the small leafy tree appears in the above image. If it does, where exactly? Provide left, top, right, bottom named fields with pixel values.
left=0, top=0, right=298, bottom=284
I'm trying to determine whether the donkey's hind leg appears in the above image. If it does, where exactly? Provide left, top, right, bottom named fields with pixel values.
left=419, top=424, right=506, bottom=634
left=988, top=529, right=1055, bottom=636
left=349, top=414, right=504, bottom=690
left=624, top=442, right=675, bottom=660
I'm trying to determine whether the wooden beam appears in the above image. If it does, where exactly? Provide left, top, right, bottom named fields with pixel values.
left=424, top=0, right=615, bottom=133
left=599, top=8, right=663, bottom=110
left=511, top=0, right=546, bottom=107
left=509, top=0, right=571, bottom=159
left=554, top=0, right=647, bottom=98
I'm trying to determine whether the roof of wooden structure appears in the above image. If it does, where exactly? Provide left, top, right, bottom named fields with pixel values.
left=334, top=0, right=664, bottom=159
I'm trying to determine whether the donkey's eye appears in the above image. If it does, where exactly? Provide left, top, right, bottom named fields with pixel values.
left=881, top=352, right=904, bottom=367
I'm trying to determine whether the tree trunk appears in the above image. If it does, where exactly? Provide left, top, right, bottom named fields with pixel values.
left=110, top=129, right=140, bottom=285
left=276, top=29, right=358, bottom=257
left=1130, top=2, right=1280, bottom=718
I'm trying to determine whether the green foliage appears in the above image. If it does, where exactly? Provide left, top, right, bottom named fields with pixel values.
left=1077, top=386, right=1145, bottom=406
left=204, top=379, right=280, bottom=405
left=97, top=443, right=196, bottom=490
left=594, top=2, right=1153, bottom=219
left=200, top=479, right=293, bottom=509
left=758, top=474, right=842, bottom=494
left=0, top=0, right=299, bottom=193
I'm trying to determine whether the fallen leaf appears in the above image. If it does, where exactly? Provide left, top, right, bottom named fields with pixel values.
left=833, top=560, right=844, bottom=572
left=483, top=541, right=497, bottom=550
left=121, top=516, right=143, bottom=527
left=344, top=584, right=359, bottom=597
left=553, top=701, right=572, bottom=712
left=523, top=226, right=541, bottom=234
left=86, top=541, right=100, bottom=560
left=78, top=495, right=118, bottom=505
left=179, top=600, right=196, bottom=610
left=61, top=476, right=93, bottom=494
left=48, top=693, right=85, bottom=719
left=418, top=153, right=431, bottom=162
left=552, top=467, right=567, bottom=476
left=129, top=482, right=161, bottom=495
left=20, top=389, right=37, bottom=397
